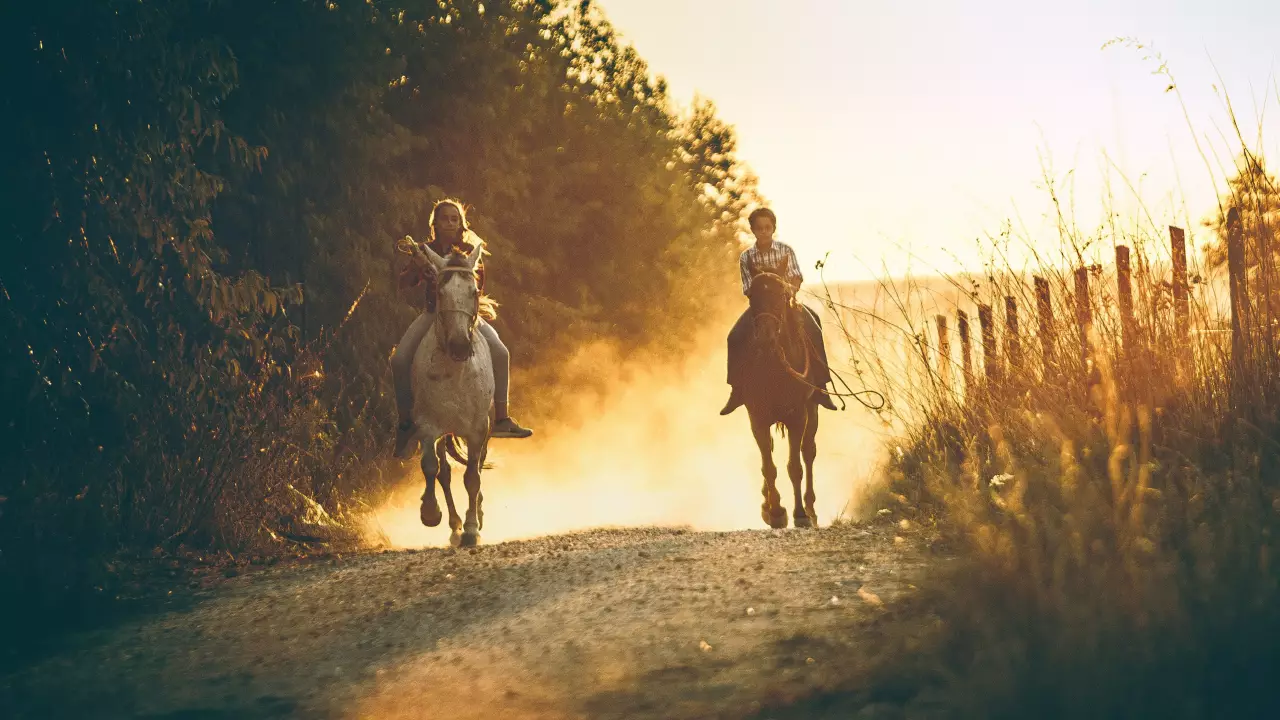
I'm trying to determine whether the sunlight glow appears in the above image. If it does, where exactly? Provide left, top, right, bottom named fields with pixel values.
left=365, top=307, right=893, bottom=548
left=594, top=0, right=1280, bottom=282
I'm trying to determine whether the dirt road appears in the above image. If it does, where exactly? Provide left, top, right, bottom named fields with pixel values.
left=2, top=521, right=940, bottom=719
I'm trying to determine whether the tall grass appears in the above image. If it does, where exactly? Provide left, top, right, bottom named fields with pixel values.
left=823, top=150, right=1280, bottom=716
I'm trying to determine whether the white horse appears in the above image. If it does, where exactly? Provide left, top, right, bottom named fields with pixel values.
left=403, top=241, right=493, bottom=547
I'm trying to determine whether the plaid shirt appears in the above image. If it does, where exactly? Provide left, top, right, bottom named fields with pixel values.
left=739, top=241, right=803, bottom=296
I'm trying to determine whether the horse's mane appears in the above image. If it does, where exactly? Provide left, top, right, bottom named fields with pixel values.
left=444, top=251, right=498, bottom=321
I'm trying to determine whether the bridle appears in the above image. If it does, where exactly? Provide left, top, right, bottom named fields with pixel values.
left=755, top=311, right=811, bottom=382
left=741, top=271, right=889, bottom=412
left=434, top=266, right=480, bottom=357
left=750, top=281, right=812, bottom=383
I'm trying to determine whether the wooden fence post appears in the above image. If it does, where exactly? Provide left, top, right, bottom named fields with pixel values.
left=1170, top=226, right=1191, bottom=374
left=1260, top=213, right=1276, bottom=361
left=1074, top=266, right=1092, bottom=368
left=1034, top=276, right=1054, bottom=379
left=957, top=309, right=973, bottom=388
left=1227, top=207, right=1249, bottom=372
left=979, top=303, right=997, bottom=384
left=1116, top=245, right=1136, bottom=353
left=1004, top=295, right=1020, bottom=376
left=935, top=314, right=950, bottom=388
left=1170, top=227, right=1190, bottom=336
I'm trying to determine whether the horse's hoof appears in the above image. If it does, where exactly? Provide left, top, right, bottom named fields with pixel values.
left=769, top=507, right=789, bottom=529
left=449, top=531, right=463, bottom=548
left=794, top=513, right=813, bottom=529
left=761, top=505, right=778, bottom=528
left=420, top=502, right=443, bottom=528
left=459, top=531, right=480, bottom=548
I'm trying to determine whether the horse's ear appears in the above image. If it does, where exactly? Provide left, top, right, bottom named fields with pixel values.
left=422, top=244, right=447, bottom=271
left=465, top=241, right=484, bottom=270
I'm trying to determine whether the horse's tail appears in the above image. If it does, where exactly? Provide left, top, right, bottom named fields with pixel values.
left=443, top=433, right=468, bottom=465
left=441, top=433, right=494, bottom=470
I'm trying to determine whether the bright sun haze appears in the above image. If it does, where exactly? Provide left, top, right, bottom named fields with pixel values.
left=593, top=0, right=1280, bottom=282
left=371, top=1, right=1280, bottom=547
left=367, top=310, right=896, bottom=548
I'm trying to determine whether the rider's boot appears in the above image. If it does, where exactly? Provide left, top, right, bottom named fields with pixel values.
left=394, top=419, right=419, bottom=459
left=720, top=385, right=745, bottom=416
left=492, top=416, right=534, bottom=439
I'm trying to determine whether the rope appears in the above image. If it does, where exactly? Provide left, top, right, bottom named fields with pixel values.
left=763, top=303, right=887, bottom=412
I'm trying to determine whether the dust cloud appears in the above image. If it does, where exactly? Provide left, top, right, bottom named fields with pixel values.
left=365, top=295, right=900, bottom=548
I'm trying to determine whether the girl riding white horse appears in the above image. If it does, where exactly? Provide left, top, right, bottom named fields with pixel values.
left=394, top=234, right=499, bottom=545
left=392, top=199, right=533, bottom=459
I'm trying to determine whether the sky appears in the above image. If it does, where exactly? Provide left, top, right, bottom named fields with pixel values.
left=592, top=0, right=1280, bottom=282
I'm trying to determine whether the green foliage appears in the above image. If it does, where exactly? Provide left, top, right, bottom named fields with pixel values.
left=0, top=0, right=756, bottom=637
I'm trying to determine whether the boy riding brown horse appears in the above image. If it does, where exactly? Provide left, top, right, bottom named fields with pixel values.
left=737, top=268, right=826, bottom=527
left=721, top=207, right=838, bottom=416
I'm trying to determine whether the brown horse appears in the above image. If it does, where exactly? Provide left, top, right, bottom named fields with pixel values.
left=742, top=272, right=820, bottom=529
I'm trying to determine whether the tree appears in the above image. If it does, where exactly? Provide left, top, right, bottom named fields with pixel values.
left=1203, top=153, right=1280, bottom=272
left=0, top=0, right=763, bottom=629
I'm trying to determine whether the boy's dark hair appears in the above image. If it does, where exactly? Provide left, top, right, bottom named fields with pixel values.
left=748, top=207, right=777, bottom=228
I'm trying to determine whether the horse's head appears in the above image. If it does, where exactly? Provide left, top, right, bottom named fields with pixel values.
left=421, top=242, right=484, bottom=362
left=748, top=272, right=793, bottom=342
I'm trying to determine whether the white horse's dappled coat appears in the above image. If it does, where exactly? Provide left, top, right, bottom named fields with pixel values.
left=409, top=303, right=494, bottom=456
left=402, top=240, right=493, bottom=546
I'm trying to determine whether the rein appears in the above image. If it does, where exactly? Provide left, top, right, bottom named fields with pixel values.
left=754, top=308, right=811, bottom=383
left=433, top=267, right=481, bottom=356
left=393, top=238, right=491, bottom=466
left=435, top=267, right=480, bottom=320
left=395, top=237, right=483, bottom=330
left=754, top=303, right=887, bottom=412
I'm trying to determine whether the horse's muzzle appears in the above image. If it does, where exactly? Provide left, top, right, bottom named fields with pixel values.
left=447, top=339, right=473, bottom=362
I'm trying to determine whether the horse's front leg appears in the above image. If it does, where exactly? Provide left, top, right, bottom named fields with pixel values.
left=435, top=438, right=464, bottom=543
left=476, top=444, right=488, bottom=532
left=786, top=411, right=810, bottom=528
left=749, top=411, right=786, bottom=529
left=459, top=433, right=488, bottom=547
left=419, top=435, right=443, bottom=528
left=802, top=402, right=818, bottom=526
